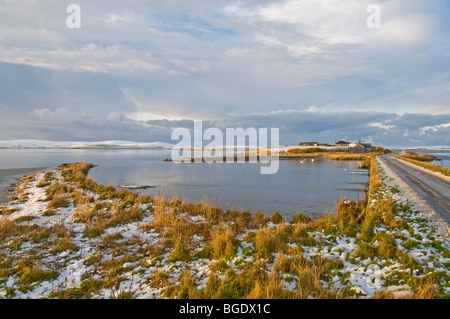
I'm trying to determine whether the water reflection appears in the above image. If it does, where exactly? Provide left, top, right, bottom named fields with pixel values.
left=0, top=149, right=369, bottom=219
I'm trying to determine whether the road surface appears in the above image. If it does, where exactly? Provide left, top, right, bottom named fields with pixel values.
left=379, top=155, right=450, bottom=226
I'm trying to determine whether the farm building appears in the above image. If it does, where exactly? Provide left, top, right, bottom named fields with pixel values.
left=335, top=140, right=350, bottom=147
left=299, top=142, right=318, bottom=146
left=349, top=143, right=365, bottom=154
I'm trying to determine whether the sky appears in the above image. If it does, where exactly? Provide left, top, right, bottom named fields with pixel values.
left=0, top=0, right=449, bottom=147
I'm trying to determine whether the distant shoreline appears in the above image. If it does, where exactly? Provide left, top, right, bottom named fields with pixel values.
left=0, top=140, right=449, bottom=151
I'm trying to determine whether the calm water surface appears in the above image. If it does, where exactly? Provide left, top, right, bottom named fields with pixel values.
left=420, top=150, right=450, bottom=168
left=0, top=149, right=369, bottom=219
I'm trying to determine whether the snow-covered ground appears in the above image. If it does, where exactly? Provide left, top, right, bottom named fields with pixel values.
left=289, top=157, right=450, bottom=298
left=0, top=158, right=449, bottom=299
left=377, top=157, right=450, bottom=244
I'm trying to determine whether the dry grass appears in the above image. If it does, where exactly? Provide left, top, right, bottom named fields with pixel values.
left=325, top=153, right=367, bottom=161
left=150, top=195, right=251, bottom=246
left=280, top=147, right=390, bottom=162
left=107, top=203, right=144, bottom=228
left=253, top=212, right=267, bottom=228
left=290, top=259, right=330, bottom=298
left=279, top=149, right=367, bottom=161
left=16, top=263, right=58, bottom=288
left=403, top=152, right=436, bottom=162
left=60, top=162, right=95, bottom=182
left=169, top=241, right=192, bottom=262
left=246, top=271, right=291, bottom=299
left=45, top=183, right=74, bottom=201
left=72, top=205, right=96, bottom=223
left=49, top=238, right=79, bottom=255
left=83, top=222, right=107, bottom=238
left=371, top=291, right=396, bottom=299
left=27, top=223, right=73, bottom=244
left=46, top=194, right=71, bottom=210
left=0, top=217, right=32, bottom=240
left=254, top=228, right=276, bottom=258
left=151, top=196, right=198, bottom=243
left=211, top=225, right=235, bottom=260
left=167, top=270, right=201, bottom=298
left=270, top=211, right=285, bottom=224
left=36, top=180, right=51, bottom=188
left=71, top=190, right=94, bottom=206
left=392, top=155, right=450, bottom=176
left=291, top=212, right=311, bottom=224
left=207, top=252, right=335, bottom=299
left=284, top=148, right=327, bottom=155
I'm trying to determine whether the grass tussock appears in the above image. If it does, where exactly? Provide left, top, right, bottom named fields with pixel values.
left=27, top=223, right=73, bottom=244
left=0, top=218, right=32, bottom=240
left=169, top=241, right=192, bottom=262
left=305, top=198, right=363, bottom=238
left=253, top=212, right=267, bottom=228
left=108, top=203, right=144, bottom=228
left=16, top=263, right=58, bottom=288
left=60, top=162, right=95, bottom=182
left=46, top=194, right=71, bottom=210
left=291, top=212, right=311, bottom=224
left=36, top=180, right=51, bottom=188
left=211, top=226, right=236, bottom=260
left=410, top=274, right=440, bottom=299
left=254, top=229, right=276, bottom=258
left=49, top=238, right=79, bottom=255
left=45, top=183, right=74, bottom=201
left=270, top=211, right=285, bottom=225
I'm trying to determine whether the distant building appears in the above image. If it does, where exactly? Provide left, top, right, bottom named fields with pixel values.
left=349, top=143, right=365, bottom=154
left=299, top=142, right=318, bottom=146
left=335, top=140, right=350, bottom=147
left=318, top=143, right=332, bottom=147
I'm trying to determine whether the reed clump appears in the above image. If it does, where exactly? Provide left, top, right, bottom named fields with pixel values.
left=253, top=211, right=267, bottom=228
left=211, top=225, right=236, bottom=260
left=403, top=152, right=436, bottom=162
left=0, top=218, right=32, bottom=240
left=18, top=265, right=58, bottom=287
left=49, top=238, right=79, bottom=255
left=270, top=211, right=285, bottom=225
left=291, top=212, right=311, bottom=224
left=46, top=194, right=71, bottom=210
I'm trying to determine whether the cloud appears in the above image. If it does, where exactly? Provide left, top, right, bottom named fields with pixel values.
left=0, top=1, right=449, bottom=147
left=368, top=122, right=395, bottom=131
left=2, top=90, right=450, bottom=147
left=419, top=123, right=450, bottom=135
left=0, top=43, right=163, bottom=74
left=31, top=107, right=68, bottom=119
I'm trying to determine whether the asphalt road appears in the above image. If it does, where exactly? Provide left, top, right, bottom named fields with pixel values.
left=379, top=155, right=450, bottom=226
